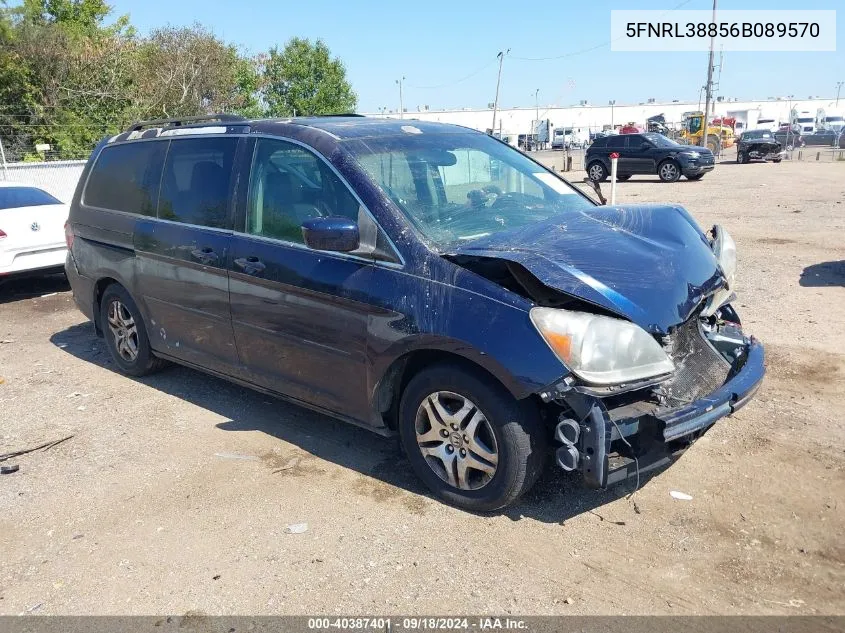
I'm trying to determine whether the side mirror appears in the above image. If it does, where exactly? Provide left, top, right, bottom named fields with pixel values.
left=301, top=217, right=360, bottom=252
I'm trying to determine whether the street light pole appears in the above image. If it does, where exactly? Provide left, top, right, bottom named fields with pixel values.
left=836, top=81, right=844, bottom=106
left=609, top=100, right=616, bottom=128
left=395, top=77, right=405, bottom=119
left=491, top=49, right=509, bottom=135
left=534, top=88, right=539, bottom=122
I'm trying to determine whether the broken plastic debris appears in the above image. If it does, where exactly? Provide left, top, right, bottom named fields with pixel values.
left=284, top=523, right=308, bottom=534
left=1, top=464, right=20, bottom=474
left=670, top=490, right=693, bottom=501
left=40, top=292, right=57, bottom=298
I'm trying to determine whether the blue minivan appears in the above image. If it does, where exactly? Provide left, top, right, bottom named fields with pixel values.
left=65, top=114, right=764, bottom=511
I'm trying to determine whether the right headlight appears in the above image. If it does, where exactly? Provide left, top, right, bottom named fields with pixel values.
left=701, top=225, right=737, bottom=317
left=530, top=307, right=674, bottom=385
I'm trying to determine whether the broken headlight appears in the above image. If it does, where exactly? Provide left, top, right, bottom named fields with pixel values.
left=530, top=308, right=674, bottom=385
left=701, top=225, right=737, bottom=317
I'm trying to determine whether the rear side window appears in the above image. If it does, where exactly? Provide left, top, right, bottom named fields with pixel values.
left=0, top=186, right=61, bottom=210
left=158, top=137, right=237, bottom=229
left=606, top=136, right=627, bottom=149
left=85, top=142, right=166, bottom=215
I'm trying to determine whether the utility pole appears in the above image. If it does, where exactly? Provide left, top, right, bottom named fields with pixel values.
left=609, top=100, right=616, bottom=128
left=836, top=81, right=844, bottom=106
left=700, top=0, right=717, bottom=148
left=0, top=136, right=7, bottom=180
left=395, top=77, right=405, bottom=119
left=491, top=50, right=509, bottom=135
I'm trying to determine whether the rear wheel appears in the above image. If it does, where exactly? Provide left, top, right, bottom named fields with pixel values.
left=399, top=363, right=546, bottom=512
left=100, top=284, right=166, bottom=377
left=587, top=161, right=607, bottom=182
left=772, top=158, right=782, bottom=163
left=657, top=160, right=681, bottom=182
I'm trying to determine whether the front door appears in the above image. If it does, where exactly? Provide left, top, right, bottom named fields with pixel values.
left=227, top=137, right=375, bottom=421
left=133, top=136, right=241, bottom=374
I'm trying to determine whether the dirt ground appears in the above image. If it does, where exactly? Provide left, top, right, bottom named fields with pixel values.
left=1, top=153, right=843, bottom=616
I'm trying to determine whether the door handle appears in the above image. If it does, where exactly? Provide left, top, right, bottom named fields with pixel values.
left=191, top=247, right=219, bottom=265
left=234, top=256, right=266, bottom=276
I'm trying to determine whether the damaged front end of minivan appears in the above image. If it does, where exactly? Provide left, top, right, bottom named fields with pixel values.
left=447, top=206, right=765, bottom=489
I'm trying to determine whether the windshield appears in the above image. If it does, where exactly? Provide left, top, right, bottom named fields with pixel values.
left=744, top=130, right=773, bottom=139
left=643, top=133, right=680, bottom=148
left=0, top=186, right=62, bottom=210
left=344, top=132, right=593, bottom=249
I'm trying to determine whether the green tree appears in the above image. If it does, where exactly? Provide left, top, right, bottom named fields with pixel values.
left=263, top=38, right=356, bottom=117
left=133, top=24, right=262, bottom=119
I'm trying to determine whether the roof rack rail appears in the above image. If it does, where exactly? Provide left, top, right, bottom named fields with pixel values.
left=309, top=113, right=365, bottom=117
left=125, top=113, right=247, bottom=133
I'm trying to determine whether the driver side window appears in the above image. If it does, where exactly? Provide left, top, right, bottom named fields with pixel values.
left=439, top=149, right=543, bottom=204
left=247, top=138, right=359, bottom=243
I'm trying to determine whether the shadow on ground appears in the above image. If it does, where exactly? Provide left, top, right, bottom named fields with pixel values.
left=0, top=273, right=69, bottom=305
left=51, top=321, right=663, bottom=524
left=800, top=261, right=845, bottom=288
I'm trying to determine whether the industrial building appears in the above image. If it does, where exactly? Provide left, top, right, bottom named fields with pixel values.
left=366, top=96, right=841, bottom=140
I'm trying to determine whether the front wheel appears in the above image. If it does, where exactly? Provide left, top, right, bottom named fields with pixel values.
left=399, top=363, right=546, bottom=512
left=657, top=160, right=681, bottom=182
left=737, top=150, right=748, bottom=164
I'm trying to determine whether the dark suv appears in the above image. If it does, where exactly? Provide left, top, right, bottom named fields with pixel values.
left=64, top=114, right=763, bottom=511
left=586, top=133, right=715, bottom=182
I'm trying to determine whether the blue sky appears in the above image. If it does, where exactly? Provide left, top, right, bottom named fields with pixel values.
left=108, top=0, right=843, bottom=112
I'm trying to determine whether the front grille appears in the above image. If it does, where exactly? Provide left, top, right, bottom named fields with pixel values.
left=658, top=318, right=731, bottom=408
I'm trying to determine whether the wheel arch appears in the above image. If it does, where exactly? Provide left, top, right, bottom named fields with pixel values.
left=92, top=276, right=123, bottom=336
left=372, top=347, right=535, bottom=431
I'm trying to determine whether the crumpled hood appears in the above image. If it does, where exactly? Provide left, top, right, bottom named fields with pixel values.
left=451, top=204, right=726, bottom=335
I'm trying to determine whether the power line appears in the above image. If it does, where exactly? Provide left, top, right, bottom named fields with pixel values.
left=406, top=57, right=499, bottom=90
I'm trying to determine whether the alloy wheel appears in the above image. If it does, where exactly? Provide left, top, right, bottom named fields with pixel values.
left=107, top=299, right=139, bottom=362
left=415, top=391, right=499, bottom=491
left=588, top=164, right=604, bottom=181
left=660, top=162, right=679, bottom=180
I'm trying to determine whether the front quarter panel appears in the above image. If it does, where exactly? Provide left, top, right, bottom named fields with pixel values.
left=365, top=254, right=568, bottom=402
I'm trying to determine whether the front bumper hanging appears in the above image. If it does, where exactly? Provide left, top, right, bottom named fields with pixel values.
left=558, top=338, right=765, bottom=489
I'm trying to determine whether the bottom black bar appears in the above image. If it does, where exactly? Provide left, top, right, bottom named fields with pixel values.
left=0, top=616, right=843, bottom=633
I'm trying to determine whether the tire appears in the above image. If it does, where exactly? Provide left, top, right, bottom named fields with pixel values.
left=706, top=135, right=721, bottom=154
left=398, top=363, right=547, bottom=512
left=657, top=159, right=681, bottom=182
left=616, top=174, right=632, bottom=181
left=99, top=284, right=167, bottom=377
left=587, top=161, right=607, bottom=182
left=737, top=150, right=747, bottom=164
left=772, top=158, right=782, bottom=163
left=686, top=173, right=705, bottom=180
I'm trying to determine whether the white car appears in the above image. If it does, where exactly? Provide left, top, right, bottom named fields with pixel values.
left=0, top=181, right=69, bottom=279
